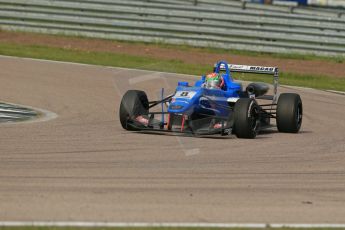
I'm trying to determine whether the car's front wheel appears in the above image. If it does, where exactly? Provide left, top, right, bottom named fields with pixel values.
left=119, top=90, right=149, bottom=130
left=233, top=98, right=260, bottom=139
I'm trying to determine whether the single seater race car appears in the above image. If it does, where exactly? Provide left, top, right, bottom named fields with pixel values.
left=119, top=61, right=302, bottom=138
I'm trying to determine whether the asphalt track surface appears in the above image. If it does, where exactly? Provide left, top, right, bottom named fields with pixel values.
left=0, top=56, right=344, bottom=224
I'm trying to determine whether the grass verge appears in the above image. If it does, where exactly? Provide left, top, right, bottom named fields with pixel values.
left=0, top=42, right=344, bottom=91
left=15, top=30, right=345, bottom=64
left=157, top=42, right=345, bottom=64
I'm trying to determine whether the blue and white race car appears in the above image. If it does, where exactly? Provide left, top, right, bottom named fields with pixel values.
left=119, top=61, right=302, bottom=138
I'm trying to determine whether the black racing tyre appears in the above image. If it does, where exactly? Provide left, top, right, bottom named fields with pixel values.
left=233, top=98, right=260, bottom=139
left=119, top=90, right=149, bottom=130
left=276, top=93, right=302, bottom=133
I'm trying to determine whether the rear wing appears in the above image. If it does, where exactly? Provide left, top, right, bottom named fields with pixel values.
left=215, top=63, right=279, bottom=102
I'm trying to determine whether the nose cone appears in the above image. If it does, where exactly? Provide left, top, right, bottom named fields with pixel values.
left=168, top=100, right=190, bottom=113
left=168, top=87, right=201, bottom=114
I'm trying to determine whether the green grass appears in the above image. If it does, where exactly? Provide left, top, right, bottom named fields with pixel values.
left=233, top=72, right=345, bottom=92
left=0, top=42, right=344, bottom=91
left=166, top=44, right=345, bottom=64
left=98, top=35, right=345, bottom=64
left=3, top=29, right=345, bottom=64
left=102, top=37, right=345, bottom=64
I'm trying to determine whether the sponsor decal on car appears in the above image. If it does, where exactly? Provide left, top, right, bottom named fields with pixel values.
left=217, top=63, right=276, bottom=74
left=173, top=91, right=197, bottom=99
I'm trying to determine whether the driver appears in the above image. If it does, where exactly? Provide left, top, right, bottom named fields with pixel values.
left=204, top=72, right=224, bottom=89
left=204, top=73, right=226, bottom=129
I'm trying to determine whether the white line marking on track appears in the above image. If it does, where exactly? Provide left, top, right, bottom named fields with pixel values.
left=0, top=55, right=196, bottom=77
left=326, top=90, right=345, bottom=95
left=0, top=222, right=345, bottom=228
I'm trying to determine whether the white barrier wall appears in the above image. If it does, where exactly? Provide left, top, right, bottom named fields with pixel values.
left=308, top=0, right=345, bottom=6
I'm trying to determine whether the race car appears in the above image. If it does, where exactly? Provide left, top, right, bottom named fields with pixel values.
left=119, top=61, right=302, bottom=138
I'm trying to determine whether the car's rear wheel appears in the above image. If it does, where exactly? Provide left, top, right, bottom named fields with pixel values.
left=276, top=93, right=302, bottom=133
left=119, top=90, right=149, bottom=130
left=233, top=98, right=260, bottom=139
